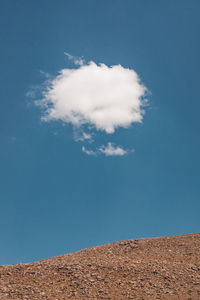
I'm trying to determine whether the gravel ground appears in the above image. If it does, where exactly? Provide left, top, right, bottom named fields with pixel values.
left=0, top=233, right=200, bottom=299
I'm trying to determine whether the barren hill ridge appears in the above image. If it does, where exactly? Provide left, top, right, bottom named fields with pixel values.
left=0, top=233, right=200, bottom=299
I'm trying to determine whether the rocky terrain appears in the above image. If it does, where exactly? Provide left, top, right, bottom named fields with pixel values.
left=0, top=233, right=200, bottom=299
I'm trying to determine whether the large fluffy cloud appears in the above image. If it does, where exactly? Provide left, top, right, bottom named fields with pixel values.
left=39, top=61, right=147, bottom=134
left=36, top=57, right=148, bottom=156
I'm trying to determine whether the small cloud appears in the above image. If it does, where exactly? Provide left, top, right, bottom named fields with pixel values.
left=82, top=146, right=96, bottom=156
left=99, top=142, right=132, bottom=156
left=74, top=131, right=93, bottom=142
left=64, top=52, right=84, bottom=66
left=82, top=132, right=92, bottom=141
left=82, top=142, right=133, bottom=156
left=39, top=70, right=51, bottom=78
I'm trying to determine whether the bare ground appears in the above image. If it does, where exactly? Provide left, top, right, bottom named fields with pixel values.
left=0, top=233, right=200, bottom=299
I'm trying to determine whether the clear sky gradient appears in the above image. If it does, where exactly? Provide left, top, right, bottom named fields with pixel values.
left=0, top=0, right=200, bottom=265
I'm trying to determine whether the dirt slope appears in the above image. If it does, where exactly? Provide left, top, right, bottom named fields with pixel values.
left=0, top=233, right=200, bottom=299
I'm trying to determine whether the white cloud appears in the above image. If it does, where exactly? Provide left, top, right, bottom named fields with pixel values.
left=82, top=143, right=133, bottom=156
left=82, top=146, right=96, bottom=156
left=39, top=61, right=147, bottom=134
left=64, top=52, right=84, bottom=66
left=99, top=142, right=131, bottom=156
left=36, top=55, right=148, bottom=156
left=74, top=131, right=93, bottom=142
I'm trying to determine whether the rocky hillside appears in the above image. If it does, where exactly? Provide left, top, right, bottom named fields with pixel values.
left=0, top=233, right=200, bottom=299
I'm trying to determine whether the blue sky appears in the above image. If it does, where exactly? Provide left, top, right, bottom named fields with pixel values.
left=0, top=0, right=200, bottom=265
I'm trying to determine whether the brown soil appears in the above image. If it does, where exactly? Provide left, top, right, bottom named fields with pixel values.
left=0, top=233, right=200, bottom=299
